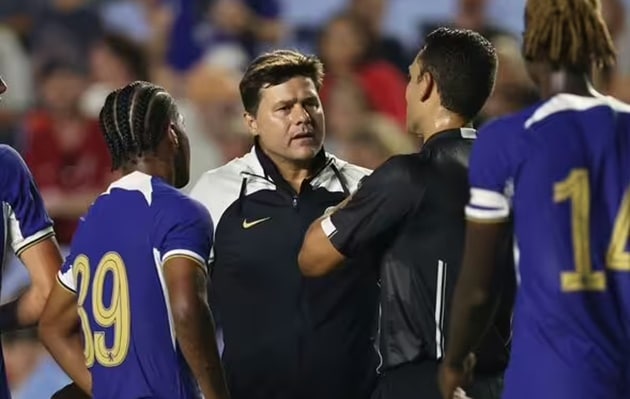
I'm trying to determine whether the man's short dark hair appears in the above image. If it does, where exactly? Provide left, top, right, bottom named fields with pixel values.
left=239, top=50, right=324, bottom=115
left=418, top=27, right=498, bottom=121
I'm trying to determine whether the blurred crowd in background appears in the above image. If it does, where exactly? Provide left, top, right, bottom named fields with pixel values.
left=1, top=0, right=630, bottom=397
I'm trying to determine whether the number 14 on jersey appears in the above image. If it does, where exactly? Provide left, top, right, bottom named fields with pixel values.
left=554, top=169, right=630, bottom=292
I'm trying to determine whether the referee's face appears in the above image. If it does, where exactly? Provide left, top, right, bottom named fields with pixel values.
left=248, top=76, right=325, bottom=163
left=405, top=60, right=426, bottom=138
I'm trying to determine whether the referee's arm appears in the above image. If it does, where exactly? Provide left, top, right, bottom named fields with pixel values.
left=298, top=209, right=348, bottom=277
left=299, top=158, right=415, bottom=277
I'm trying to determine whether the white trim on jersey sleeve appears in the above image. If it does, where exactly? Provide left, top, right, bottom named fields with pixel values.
left=7, top=204, right=54, bottom=255
left=465, top=188, right=510, bottom=220
left=153, top=248, right=176, bottom=349
left=161, top=249, right=207, bottom=268
left=321, top=216, right=338, bottom=238
left=57, top=268, right=76, bottom=293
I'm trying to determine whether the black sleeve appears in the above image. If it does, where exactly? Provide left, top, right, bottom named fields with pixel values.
left=325, top=157, right=422, bottom=258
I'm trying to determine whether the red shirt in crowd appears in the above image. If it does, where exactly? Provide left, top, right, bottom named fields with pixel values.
left=23, top=111, right=113, bottom=245
left=320, top=60, right=407, bottom=129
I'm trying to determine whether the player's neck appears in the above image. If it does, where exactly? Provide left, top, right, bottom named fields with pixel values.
left=421, top=109, right=469, bottom=144
left=540, top=71, right=595, bottom=99
left=121, top=158, right=174, bottom=186
left=273, top=157, right=314, bottom=193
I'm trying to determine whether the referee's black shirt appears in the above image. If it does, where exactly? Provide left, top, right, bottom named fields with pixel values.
left=323, top=128, right=515, bottom=373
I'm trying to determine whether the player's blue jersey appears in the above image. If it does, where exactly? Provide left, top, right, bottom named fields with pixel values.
left=58, top=171, right=213, bottom=399
left=467, top=94, right=630, bottom=399
left=0, top=145, right=54, bottom=399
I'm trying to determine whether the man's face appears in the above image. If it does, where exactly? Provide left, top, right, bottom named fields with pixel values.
left=248, top=76, right=325, bottom=163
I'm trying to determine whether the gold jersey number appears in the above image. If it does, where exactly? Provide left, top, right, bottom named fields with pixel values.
left=554, top=169, right=630, bottom=292
left=73, top=252, right=131, bottom=367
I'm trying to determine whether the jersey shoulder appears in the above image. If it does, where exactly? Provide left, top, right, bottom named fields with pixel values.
left=151, top=177, right=211, bottom=222
left=0, top=144, right=25, bottom=165
left=0, top=145, right=30, bottom=188
left=479, top=103, right=540, bottom=141
left=524, top=94, right=630, bottom=130
left=367, top=154, right=420, bottom=190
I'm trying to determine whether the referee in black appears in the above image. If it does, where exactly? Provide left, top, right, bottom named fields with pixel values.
left=299, top=27, right=515, bottom=399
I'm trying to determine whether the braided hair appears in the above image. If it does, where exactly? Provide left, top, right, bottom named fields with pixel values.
left=523, top=0, right=616, bottom=72
left=99, top=81, right=178, bottom=170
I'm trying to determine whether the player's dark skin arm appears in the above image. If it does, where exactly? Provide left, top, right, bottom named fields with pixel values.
left=39, top=282, right=92, bottom=395
left=439, top=220, right=507, bottom=398
left=0, top=237, right=63, bottom=330
left=298, top=196, right=351, bottom=277
left=165, top=257, right=230, bottom=399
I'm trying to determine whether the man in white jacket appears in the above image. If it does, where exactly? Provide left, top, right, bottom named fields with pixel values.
left=191, top=49, right=379, bottom=399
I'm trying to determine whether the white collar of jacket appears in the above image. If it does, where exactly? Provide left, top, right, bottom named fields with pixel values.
left=189, top=145, right=371, bottom=262
left=238, top=145, right=355, bottom=193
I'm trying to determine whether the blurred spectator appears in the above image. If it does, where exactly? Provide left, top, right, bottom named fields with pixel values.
left=80, top=33, right=151, bottom=117
left=209, top=110, right=254, bottom=164
left=325, top=78, right=370, bottom=153
left=159, top=0, right=284, bottom=73
left=99, top=0, right=153, bottom=44
left=478, top=36, right=539, bottom=124
left=319, top=13, right=407, bottom=128
left=599, top=0, right=630, bottom=101
left=423, top=0, right=511, bottom=43
left=340, top=113, right=416, bottom=169
left=160, top=0, right=209, bottom=72
left=23, top=60, right=112, bottom=247
left=29, top=0, right=103, bottom=72
left=0, top=26, right=34, bottom=146
left=197, top=0, right=284, bottom=72
left=3, top=329, right=69, bottom=399
left=347, top=0, right=410, bottom=72
left=187, top=69, right=251, bottom=167
left=209, top=0, right=284, bottom=55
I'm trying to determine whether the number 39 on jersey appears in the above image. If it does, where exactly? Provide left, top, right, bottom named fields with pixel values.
left=73, top=252, right=131, bottom=367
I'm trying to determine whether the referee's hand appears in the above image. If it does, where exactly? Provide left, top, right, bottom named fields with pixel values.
left=51, top=382, right=91, bottom=399
left=438, top=353, right=476, bottom=399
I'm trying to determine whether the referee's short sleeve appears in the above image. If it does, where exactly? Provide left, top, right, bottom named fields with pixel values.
left=323, top=157, right=418, bottom=258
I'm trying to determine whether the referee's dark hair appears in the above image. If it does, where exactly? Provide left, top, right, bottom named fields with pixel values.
left=417, top=27, right=498, bottom=121
left=239, top=49, right=325, bottom=115
left=99, top=81, right=179, bottom=170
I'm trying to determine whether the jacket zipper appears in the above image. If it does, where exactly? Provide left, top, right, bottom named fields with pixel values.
left=241, top=159, right=334, bottom=209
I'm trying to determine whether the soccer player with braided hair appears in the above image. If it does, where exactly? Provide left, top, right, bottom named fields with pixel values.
left=439, top=0, right=630, bottom=398
left=39, top=81, right=230, bottom=399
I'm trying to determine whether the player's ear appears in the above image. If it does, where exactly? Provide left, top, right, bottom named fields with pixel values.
left=244, top=112, right=258, bottom=138
left=419, top=71, right=434, bottom=102
left=167, top=123, right=180, bottom=149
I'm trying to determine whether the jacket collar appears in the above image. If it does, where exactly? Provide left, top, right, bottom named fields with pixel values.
left=238, top=142, right=350, bottom=193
